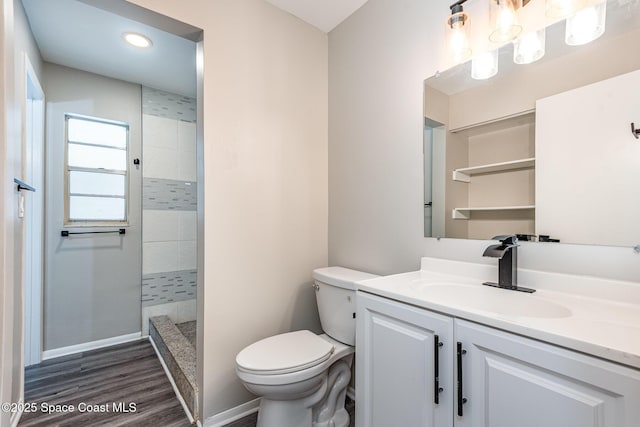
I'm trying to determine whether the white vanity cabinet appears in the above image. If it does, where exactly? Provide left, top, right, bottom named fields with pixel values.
left=356, top=291, right=640, bottom=427
left=355, top=291, right=454, bottom=427
left=456, top=319, right=640, bottom=427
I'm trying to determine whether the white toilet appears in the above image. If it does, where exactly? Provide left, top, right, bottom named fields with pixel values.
left=236, top=267, right=378, bottom=427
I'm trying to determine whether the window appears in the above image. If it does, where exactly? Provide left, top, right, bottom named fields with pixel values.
left=65, top=114, right=129, bottom=225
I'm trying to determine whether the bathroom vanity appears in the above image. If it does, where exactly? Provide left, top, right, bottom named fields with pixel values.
left=354, top=258, right=640, bottom=427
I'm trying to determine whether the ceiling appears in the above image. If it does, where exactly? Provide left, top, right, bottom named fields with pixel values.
left=20, top=0, right=368, bottom=98
left=264, top=0, right=369, bottom=33
left=21, top=0, right=197, bottom=97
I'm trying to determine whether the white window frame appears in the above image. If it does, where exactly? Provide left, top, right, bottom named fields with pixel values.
left=64, top=113, right=130, bottom=226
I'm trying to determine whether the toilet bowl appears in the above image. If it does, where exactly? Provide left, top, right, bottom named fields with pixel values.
left=235, top=267, right=378, bottom=427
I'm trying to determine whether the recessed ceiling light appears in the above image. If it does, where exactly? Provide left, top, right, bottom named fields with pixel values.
left=123, top=32, right=153, bottom=48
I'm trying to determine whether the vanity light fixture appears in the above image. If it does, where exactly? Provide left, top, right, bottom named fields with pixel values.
left=123, top=32, right=153, bottom=48
left=513, top=28, right=546, bottom=64
left=446, top=0, right=472, bottom=63
left=471, top=49, right=499, bottom=79
left=565, top=1, right=606, bottom=45
left=489, top=0, right=523, bottom=43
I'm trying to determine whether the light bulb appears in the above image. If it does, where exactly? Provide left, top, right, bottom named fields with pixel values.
left=447, top=10, right=472, bottom=63
left=513, top=29, right=546, bottom=64
left=472, top=50, right=499, bottom=80
left=565, top=1, right=606, bottom=46
left=489, top=0, right=522, bottom=43
left=450, top=27, right=471, bottom=62
left=123, top=32, right=153, bottom=48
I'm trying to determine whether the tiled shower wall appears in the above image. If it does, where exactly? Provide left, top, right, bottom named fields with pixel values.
left=141, top=87, right=197, bottom=335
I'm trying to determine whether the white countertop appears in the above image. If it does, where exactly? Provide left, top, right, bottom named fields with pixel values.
left=356, top=257, right=640, bottom=369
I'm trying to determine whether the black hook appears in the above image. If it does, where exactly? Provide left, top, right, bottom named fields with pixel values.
left=632, top=123, right=640, bottom=139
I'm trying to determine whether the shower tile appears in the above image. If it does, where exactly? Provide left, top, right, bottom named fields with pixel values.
left=177, top=300, right=197, bottom=323
left=142, top=87, right=196, bottom=123
left=178, top=150, right=197, bottom=182
left=143, top=242, right=179, bottom=274
left=142, top=146, right=179, bottom=180
left=177, top=121, right=196, bottom=153
left=178, top=241, right=197, bottom=271
left=143, top=178, right=197, bottom=211
left=143, top=210, right=181, bottom=242
left=179, top=211, right=197, bottom=241
left=142, top=269, right=197, bottom=307
left=143, top=114, right=178, bottom=150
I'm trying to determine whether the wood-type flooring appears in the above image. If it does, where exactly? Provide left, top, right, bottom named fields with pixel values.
left=18, top=339, right=192, bottom=427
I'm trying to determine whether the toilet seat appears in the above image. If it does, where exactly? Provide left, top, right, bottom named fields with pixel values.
left=236, top=330, right=334, bottom=375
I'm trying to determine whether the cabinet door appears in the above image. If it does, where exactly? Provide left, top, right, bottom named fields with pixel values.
left=455, top=319, right=640, bottom=427
left=356, top=292, right=453, bottom=427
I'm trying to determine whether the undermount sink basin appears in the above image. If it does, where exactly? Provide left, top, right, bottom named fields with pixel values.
left=408, top=281, right=572, bottom=319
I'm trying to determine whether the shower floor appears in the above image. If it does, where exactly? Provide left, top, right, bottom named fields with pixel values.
left=176, top=321, right=196, bottom=348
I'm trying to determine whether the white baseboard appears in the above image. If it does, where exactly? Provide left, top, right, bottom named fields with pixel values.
left=10, top=403, right=22, bottom=427
left=42, top=332, right=142, bottom=360
left=148, top=336, right=195, bottom=424
left=203, top=397, right=261, bottom=427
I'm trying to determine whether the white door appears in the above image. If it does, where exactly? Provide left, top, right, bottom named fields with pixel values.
left=356, top=292, right=453, bottom=427
left=536, top=69, right=640, bottom=246
left=455, top=319, right=640, bottom=427
left=24, top=57, right=45, bottom=366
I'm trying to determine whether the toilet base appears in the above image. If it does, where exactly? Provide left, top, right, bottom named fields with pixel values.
left=314, top=407, right=349, bottom=427
left=257, top=398, right=314, bottom=427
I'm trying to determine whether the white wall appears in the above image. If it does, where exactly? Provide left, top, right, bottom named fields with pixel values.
left=0, top=0, right=43, bottom=423
left=328, top=0, right=640, bottom=283
left=127, top=0, right=328, bottom=421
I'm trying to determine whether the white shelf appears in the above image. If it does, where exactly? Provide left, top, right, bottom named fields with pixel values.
left=452, top=157, right=535, bottom=182
left=452, top=205, right=536, bottom=220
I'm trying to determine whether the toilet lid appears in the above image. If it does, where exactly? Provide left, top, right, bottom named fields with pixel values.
left=236, top=330, right=334, bottom=375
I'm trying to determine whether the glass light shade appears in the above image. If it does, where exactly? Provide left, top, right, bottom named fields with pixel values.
left=513, top=29, right=546, bottom=64
left=565, top=2, right=606, bottom=46
left=489, top=0, right=523, bottom=43
left=545, top=0, right=584, bottom=18
left=446, top=11, right=472, bottom=63
left=472, top=50, right=499, bottom=80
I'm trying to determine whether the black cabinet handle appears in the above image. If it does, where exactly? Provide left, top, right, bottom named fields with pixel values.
left=434, top=335, right=442, bottom=404
left=456, top=342, right=467, bottom=416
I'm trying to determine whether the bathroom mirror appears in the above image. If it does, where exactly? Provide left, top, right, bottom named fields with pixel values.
left=423, top=0, right=640, bottom=247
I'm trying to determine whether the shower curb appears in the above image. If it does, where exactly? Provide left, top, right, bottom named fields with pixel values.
left=149, top=315, right=198, bottom=418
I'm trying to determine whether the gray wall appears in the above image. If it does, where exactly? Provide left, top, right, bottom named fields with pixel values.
left=329, top=0, right=433, bottom=274
left=328, top=0, right=640, bottom=282
left=43, top=63, right=142, bottom=350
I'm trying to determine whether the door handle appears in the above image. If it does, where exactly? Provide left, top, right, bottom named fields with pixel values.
left=434, top=335, right=443, bottom=404
left=456, top=342, right=467, bottom=416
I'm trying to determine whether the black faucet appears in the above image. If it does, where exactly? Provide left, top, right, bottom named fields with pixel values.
left=482, top=235, right=535, bottom=293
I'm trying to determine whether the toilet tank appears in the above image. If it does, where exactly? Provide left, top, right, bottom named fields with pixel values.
left=312, top=267, right=379, bottom=346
